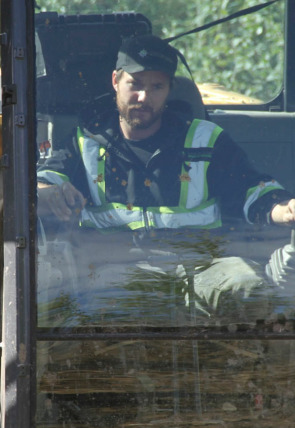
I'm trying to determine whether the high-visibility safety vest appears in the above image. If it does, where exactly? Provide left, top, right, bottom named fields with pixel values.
left=38, top=118, right=284, bottom=231
left=77, top=119, right=223, bottom=231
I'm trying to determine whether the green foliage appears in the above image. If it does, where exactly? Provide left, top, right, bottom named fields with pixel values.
left=35, top=0, right=285, bottom=102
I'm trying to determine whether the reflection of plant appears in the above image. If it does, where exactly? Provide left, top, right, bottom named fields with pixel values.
left=38, top=292, right=92, bottom=327
left=38, top=231, right=230, bottom=326
left=88, top=232, right=228, bottom=324
left=37, top=264, right=190, bottom=326
left=37, top=231, right=295, bottom=327
left=84, top=267, right=190, bottom=325
left=163, top=229, right=226, bottom=258
left=114, top=268, right=185, bottom=317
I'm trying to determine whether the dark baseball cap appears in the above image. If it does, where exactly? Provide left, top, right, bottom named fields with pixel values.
left=116, top=34, right=178, bottom=77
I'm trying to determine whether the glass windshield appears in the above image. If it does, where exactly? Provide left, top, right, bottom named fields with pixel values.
left=34, top=1, right=295, bottom=427
left=36, top=0, right=285, bottom=105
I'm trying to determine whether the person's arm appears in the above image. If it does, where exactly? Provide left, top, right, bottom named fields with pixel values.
left=207, top=131, right=294, bottom=224
left=37, top=136, right=88, bottom=221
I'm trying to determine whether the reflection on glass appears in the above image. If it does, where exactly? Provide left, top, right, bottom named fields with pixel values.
left=36, top=339, right=295, bottom=427
left=37, top=221, right=295, bottom=327
left=34, top=3, right=295, bottom=428
left=36, top=0, right=285, bottom=103
left=37, top=228, right=224, bottom=326
left=35, top=5, right=292, bottom=329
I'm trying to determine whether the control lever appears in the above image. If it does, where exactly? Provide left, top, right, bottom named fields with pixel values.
left=265, top=229, right=295, bottom=286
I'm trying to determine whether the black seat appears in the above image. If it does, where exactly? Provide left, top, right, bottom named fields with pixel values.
left=167, top=76, right=207, bottom=121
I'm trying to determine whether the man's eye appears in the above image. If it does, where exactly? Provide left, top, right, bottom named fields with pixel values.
left=129, top=81, right=140, bottom=89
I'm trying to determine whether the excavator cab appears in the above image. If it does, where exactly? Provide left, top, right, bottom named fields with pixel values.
left=2, top=1, right=295, bottom=427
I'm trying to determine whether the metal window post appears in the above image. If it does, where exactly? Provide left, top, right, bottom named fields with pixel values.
left=284, top=0, right=295, bottom=111
left=1, top=0, right=37, bottom=427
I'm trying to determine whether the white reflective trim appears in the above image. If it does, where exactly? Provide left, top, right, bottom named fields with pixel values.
left=186, top=162, right=205, bottom=209
left=243, top=180, right=283, bottom=224
left=37, top=170, right=65, bottom=186
left=80, top=137, right=102, bottom=206
left=186, top=120, right=219, bottom=209
left=152, top=203, right=221, bottom=229
left=81, top=202, right=220, bottom=230
left=78, top=121, right=222, bottom=229
left=191, top=120, right=218, bottom=148
left=81, top=206, right=144, bottom=229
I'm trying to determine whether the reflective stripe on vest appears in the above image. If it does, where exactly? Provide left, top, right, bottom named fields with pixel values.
left=37, top=170, right=69, bottom=186
left=244, top=180, right=284, bottom=223
left=78, top=119, right=223, bottom=230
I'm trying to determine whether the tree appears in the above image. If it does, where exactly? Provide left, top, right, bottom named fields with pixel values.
left=35, top=0, right=285, bottom=102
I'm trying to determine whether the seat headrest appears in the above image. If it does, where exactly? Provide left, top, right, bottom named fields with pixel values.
left=167, top=76, right=207, bottom=121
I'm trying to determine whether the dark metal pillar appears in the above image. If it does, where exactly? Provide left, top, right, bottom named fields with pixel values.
left=1, top=0, right=37, bottom=426
left=284, top=0, right=295, bottom=111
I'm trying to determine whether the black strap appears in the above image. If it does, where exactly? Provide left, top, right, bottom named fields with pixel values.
left=165, top=0, right=281, bottom=43
left=183, top=147, right=213, bottom=163
left=172, top=46, right=194, bottom=80
left=83, top=124, right=214, bottom=165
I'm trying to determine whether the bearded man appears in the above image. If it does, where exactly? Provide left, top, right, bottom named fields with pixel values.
left=37, top=34, right=295, bottom=324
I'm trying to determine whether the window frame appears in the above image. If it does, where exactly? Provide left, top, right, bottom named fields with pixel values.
left=206, top=0, right=294, bottom=113
left=1, top=0, right=37, bottom=426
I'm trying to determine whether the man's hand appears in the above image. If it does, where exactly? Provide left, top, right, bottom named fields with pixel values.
left=270, top=199, right=295, bottom=225
left=38, top=182, right=86, bottom=221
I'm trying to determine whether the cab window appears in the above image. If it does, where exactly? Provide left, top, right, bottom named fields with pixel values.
left=37, top=0, right=285, bottom=106
left=3, top=0, right=294, bottom=427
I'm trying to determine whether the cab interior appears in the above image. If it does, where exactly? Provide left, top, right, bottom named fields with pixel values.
left=3, top=1, right=295, bottom=427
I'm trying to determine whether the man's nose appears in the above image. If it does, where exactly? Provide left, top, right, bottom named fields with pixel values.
left=137, top=90, right=149, bottom=103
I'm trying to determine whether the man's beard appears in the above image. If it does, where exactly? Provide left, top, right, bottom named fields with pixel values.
left=116, top=94, right=166, bottom=130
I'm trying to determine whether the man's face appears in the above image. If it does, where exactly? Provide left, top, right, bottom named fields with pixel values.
left=112, top=70, right=170, bottom=132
